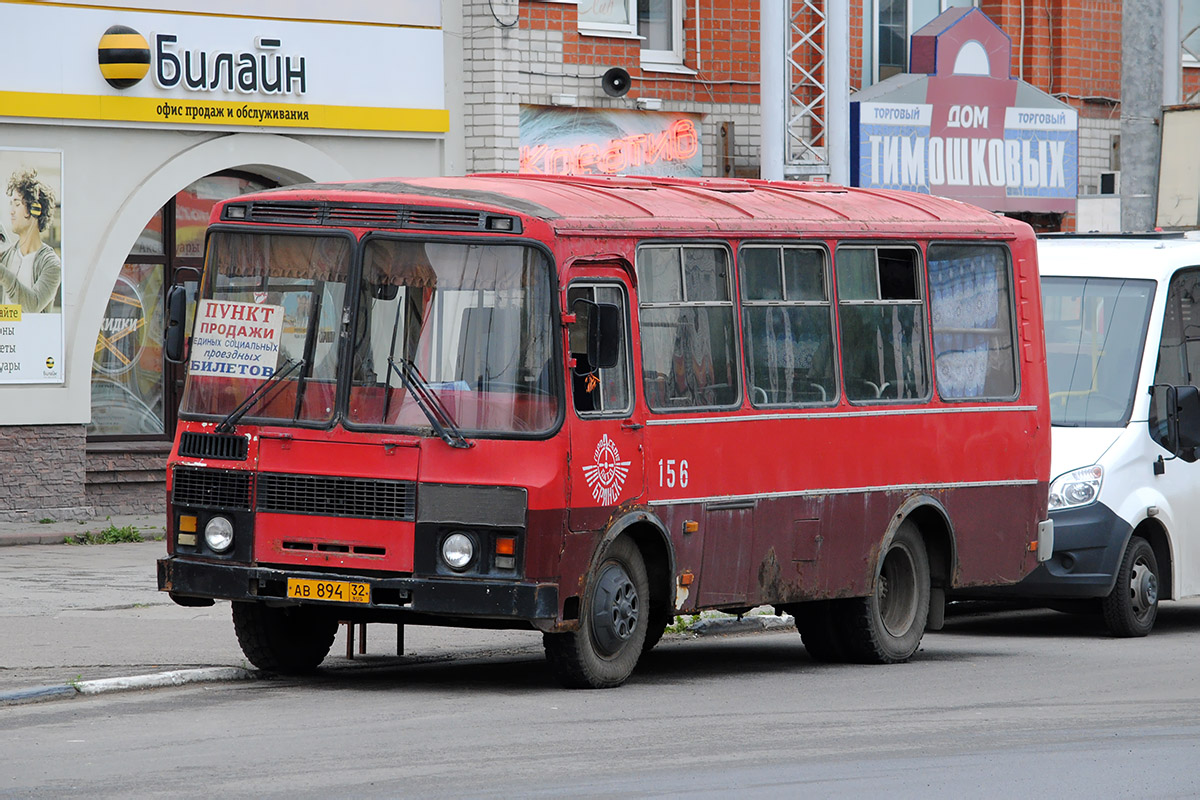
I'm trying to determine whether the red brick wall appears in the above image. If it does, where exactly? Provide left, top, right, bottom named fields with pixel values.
left=522, top=0, right=761, bottom=104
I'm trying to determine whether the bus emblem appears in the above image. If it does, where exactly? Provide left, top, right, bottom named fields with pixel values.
left=582, top=434, right=631, bottom=505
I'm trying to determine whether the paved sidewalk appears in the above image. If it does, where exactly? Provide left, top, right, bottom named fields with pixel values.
left=0, top=513, right=167, bottom=547
left=0, top=527, right=789, bottom=705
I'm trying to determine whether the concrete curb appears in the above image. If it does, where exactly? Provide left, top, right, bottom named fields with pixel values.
left=0, top=667, right=254, bottom=706
left=690, top=613, right=796, bottom=636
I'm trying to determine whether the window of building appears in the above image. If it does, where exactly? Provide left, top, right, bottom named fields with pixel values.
left=739, top=244, right=837, bottom=406
left=869, top=0, right=978, bottom=84
left=638, top=244, right=739, bottom=410
left=836, top=245, right=929, bottom=402
left=927, top=244, right=1018, bottom=400
left=1184, top=0, right=1200, bottom=67
left=87, top=171, right=272, bottom=439
left=578, top=0, right=685, bottom=67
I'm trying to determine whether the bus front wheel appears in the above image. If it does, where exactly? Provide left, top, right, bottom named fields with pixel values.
left=231, top=601, right=339, bottom=674
left=544, top=537, right=649, bottom=689
left=839, top=521, right=930, bottom=664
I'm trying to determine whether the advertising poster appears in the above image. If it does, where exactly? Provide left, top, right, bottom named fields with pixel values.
left=189, top=298, right=284, bottom=379
left=520, top=106, right=703, bottom=178
left=0, top=148, right=64, bottom=384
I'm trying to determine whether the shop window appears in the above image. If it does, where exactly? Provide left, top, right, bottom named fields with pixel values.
left=87, top=171, right=271, bottom=439
left=578, top=0, right=685, bottom=68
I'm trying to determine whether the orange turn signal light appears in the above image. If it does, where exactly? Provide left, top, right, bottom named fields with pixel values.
left=179, top=515, right=197, bottom=533
left=496, top=537, right=516, bottom=556
left=679, top=571, right=694, bottom=586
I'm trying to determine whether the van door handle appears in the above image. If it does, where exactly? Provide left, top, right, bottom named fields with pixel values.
left=621, top=421, right=644, bottom=431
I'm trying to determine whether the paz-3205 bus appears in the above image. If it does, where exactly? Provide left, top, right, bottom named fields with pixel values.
left=158, top=174, right=1053, bottom=689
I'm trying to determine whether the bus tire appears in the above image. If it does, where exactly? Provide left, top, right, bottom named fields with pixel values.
left=543, top=537, right=649, bottom=689
left=797, top=600, right=849, bottom=662
left=231, top=601, right=338, bottom=674
left=1101, top=536, right=1159, bottom=638
left=838, top=521, right=930, bottom=664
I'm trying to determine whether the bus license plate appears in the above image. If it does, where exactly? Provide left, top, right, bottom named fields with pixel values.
left=286, top=578, right=370, bottom=604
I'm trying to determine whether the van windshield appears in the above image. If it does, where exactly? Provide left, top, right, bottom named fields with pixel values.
left=1041, top=276, right=1155, bottom=427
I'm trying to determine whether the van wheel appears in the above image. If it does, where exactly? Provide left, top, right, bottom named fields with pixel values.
left=1101, top=536, right=1159, bottom=637
left=838, top=521, right=930, bottom=664
left=231, top=601, right=338, bottom=674
left=544, top=537, right=649, bottom=689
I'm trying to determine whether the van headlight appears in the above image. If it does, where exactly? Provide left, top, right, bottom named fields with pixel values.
left=1048, top=466, right=1103, bottom=510
left=204, top=515, right=235, bottom=552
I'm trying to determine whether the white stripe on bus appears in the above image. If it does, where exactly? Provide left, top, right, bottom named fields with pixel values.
left=645, top=478, right=1041, bottom=507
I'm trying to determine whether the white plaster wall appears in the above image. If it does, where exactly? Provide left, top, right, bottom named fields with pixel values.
left=0, top=124, right=443, bottom=426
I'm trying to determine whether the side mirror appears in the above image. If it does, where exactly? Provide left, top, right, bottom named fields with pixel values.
left=570, top=298, right=621, bottom=372
left=1176, top=385, right=1200, bottom=456
left=164, top=284, right=188, bottom=363
left=1149, top=383, right=1200, bottom=462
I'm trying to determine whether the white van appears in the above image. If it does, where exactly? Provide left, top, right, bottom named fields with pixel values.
left=993, top=234, right=1200, bottom=636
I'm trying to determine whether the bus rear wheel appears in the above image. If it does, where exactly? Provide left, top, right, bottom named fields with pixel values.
left=1101, top=536, right=1159, bottom=637
left=839, top=522, right=930, bottom=664
left=544, top=537, right=649, bottom=689
left=231, top=601, right=339, bottom=674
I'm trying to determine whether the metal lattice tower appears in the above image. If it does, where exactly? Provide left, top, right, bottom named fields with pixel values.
left=785, top=0, right=830, bottom=176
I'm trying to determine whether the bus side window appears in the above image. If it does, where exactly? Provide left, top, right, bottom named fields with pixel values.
left=836, top=246, right=929, bottom=403
left=638, top=244, right=740, bottom=410
left=568, top=283, right=632, bottom=416
left=927, top=244, right=1018, bottom=400
left=740, top=244, right=836, bottom=406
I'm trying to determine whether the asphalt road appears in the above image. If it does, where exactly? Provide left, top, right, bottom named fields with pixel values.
left=5, top=599, right=1200, bottom=798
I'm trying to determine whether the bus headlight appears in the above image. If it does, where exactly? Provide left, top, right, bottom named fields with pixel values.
left=1048, top=466, right=1103, bottom=510
left=441, top=532, right=475, bottom=570
left=204, top=516, right=235, bottom=553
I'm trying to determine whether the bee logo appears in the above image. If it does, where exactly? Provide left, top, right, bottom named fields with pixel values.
left=98, top=25, right=151, bottom=89
left=45, top=357, right=55, bottom=370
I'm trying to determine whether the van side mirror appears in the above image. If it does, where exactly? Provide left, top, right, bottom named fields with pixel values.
left=164, top=284, right=189, bottom=364
left=1149, top=384, right=1200, bottom=463
left=570, top=298, right=621, bottom=372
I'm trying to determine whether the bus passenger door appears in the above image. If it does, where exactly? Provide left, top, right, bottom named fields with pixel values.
left=566, top=280, right=645, bottom=531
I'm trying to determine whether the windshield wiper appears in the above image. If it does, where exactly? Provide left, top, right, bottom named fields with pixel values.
left=215, top=358, right=305, bottom=433
left=386, top=357, right=472, bottom=449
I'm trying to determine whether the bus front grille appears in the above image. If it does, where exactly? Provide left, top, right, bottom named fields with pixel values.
left=172, top=467, right=253, bottom=511
left=256, top=473, right=416, bottom=521
left=178, top=431, right=249, bottom=461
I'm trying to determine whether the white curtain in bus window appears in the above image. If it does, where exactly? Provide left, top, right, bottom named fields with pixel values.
left=638, top=245, right=739, bottom=409
left=740, top=246, right=835, bottom=406
left=927, top=245, right=1016, bottom=400
left=836, top=247, right=928, bottom=402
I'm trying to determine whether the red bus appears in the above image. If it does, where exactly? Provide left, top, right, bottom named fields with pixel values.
left=158, top=174, right=1053, bottom=688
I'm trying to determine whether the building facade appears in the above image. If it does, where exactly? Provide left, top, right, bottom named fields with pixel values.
left=1, top=0, right=1190, bottom=520
left=0, top=1, right=456, bottom=521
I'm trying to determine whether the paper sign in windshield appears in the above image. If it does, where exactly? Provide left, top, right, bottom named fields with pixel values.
left=190, top=299, right=284, bottom=379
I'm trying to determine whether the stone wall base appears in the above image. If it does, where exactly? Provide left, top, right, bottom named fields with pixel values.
left=85, top=441, right=170, bottom=517
left=0, top=424, right=93, bottom=522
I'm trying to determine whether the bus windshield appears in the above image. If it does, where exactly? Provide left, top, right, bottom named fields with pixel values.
left=1042, top=276, right=1155, bottom=427
left=180, top=232, right=560, bottom=437
left=346, top=237, right=559, bottom=436
left=181, top=231, right=351, bottom=426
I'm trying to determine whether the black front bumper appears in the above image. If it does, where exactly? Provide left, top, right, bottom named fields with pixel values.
left=158, top=556, right=559, bottom=622
left=959, top=502, right=1131, bottom=600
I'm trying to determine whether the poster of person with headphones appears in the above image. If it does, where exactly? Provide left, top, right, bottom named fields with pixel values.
left=0, top=148, right=64, bottom=384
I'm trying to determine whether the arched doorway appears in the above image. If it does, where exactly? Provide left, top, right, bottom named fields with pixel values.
left=88, top=170, right=274, bottom=440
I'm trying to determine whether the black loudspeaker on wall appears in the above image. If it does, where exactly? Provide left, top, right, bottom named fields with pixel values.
left=601, top=67, right=632, bottom=98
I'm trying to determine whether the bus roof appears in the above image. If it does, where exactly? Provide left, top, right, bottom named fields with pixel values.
left=228, top=173, right=1027, bottom=238
left=1038, top=235, right=1200, bottom=282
